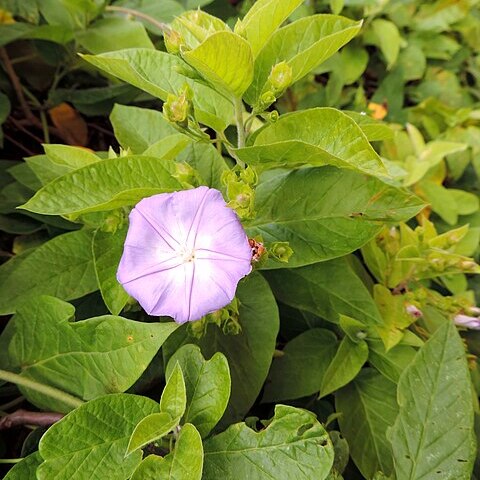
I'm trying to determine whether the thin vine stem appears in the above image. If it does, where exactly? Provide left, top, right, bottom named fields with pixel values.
left=0, top=369, right=84, bottom=410
left=105, top=5, right=170, bottom=33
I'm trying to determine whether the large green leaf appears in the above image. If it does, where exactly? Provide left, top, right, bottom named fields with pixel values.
left=263, top=329, right=338, bottom=402
left=160, top=363, right=187, bottom=421
left=336, top=369, right=398, bottom=479
left=92, top=226, right=130, bottom=316
left=110, top=104, right=178, bottom=154
left=4, top=452, right=42, bottom=480
left=203, top=405, right=334, bottom=480
left=131, top=424, right=203, bottom=480
left=245, top=167, right=425, bottom=268
left=245, top=14, right=362, bottom=105
left=37, top=394, right=159, bottom=480
left=236, top=108, right=386, bottom=177
left=389, top=322, right=476, bottom=479
left=0, top=296, right=178, bottom=412
left=166, top=345, right=230, bottom=437
left=164, top=273, right=279, bottom=424
left=264, top=258, right=383, bottom=325
left=20, top=155, right=183, bottom=216
left=183, top=32, right=253, bottom=98
left=235, top=0, right=303, bottom=57
left=0, top=229, right=97, bottom=315
left=81, top=49, right=233, bottom=131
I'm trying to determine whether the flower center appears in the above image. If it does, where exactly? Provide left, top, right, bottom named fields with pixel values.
left=177, top=246, right=195, bottom=263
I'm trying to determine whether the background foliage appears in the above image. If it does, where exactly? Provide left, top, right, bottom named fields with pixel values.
left=0, top=0, right=479, bottom=479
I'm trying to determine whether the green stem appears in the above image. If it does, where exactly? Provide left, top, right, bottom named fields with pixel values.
left=40, top=110, right=50, bottom=143
left=0, top=459, right=23, bottom=464
left=235, top=97, right=246, bottom=149
left=0, top=369, right=84, bottom=410
left=105, top=5, right=170, bottom=33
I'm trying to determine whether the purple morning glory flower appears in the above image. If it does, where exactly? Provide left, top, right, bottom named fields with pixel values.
left=117, top=186, right=252, bottom=323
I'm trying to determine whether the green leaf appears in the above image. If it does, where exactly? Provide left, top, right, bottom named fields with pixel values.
left=37, top=394, right=159, bottom=480
left=344, top=111, right=394, bottom=141
left=25, top=154, right=72, bottom=185
left=367, top=339, right=416, bottom=383
left=0, top=229, right=97, bottom=315
left=245, top=167, right=425, bottom=268
left=336, top=369, right=398, bottom=479
left=245, top=14, right=362, bottom=105
left=235, top=0, right=303, bottom=57
left=203, top=405, right=334, bottom=480
left=165, top=345, right=230, bottom=437
left=0, top=295, right=178, bottom=412
left=367, top=19, right=401, bottom=69
left=127, top=412, right=178, bottom=454
left=177, top=142, right=228, bottom=191
left=81, top=49, right=234, bottom=131
left=164, top=273, right=279, bottom=424
left=131, top=424, right=203, bottom=480
left=110, top=104, right=177, bottom=154
left=263, top=329, right=338, bottom=402
left=389, top=321, right=476, bottom=479
left=320, top=336, right=368, bottom=398
left=237, top=108, right=386, bottom=177
left=43, top=144, right=100, bottom=169
left=4, top=452, right=42, bottom=480
left=20, top=155, right=183, bottom=216
left=160, top=363, right=187, bottom=421
left=92, top=226, right=130, bottom=316
left=77, top=17, right=154, bottom=54
left=264, top=258, right=383, bottom=325
left=182, top=31, right=253, bottom=98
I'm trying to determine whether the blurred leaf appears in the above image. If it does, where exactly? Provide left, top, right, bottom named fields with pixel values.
left=3, top=452, right=42, bottom=480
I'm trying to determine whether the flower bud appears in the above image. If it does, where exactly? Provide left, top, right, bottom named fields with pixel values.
left=163, top=90, right=191, bottom=126
left=268, top=61, right=293, bottom=95
left=454, top=314, right=480, bottom=330
left=405, top=304, right=422, bottom=318
left=270, top=242, right=293, bottom=263
left=173, top=162, right=200, bottom=188
left=164, top=29, right=184, bottom=54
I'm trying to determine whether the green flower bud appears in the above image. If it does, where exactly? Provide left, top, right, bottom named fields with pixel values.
left=268, top=61, right=293, bottom=94
left=164, top=29, right=184, bottom=54
left=226, top=182, right=255, bottom=219
left=269, top=242, right=293, bottom=263
left=163, top=90, right=191, bottom=125
left=173, top=162, right=200, bottom=188
left=239, top=166, right=258, bottom=186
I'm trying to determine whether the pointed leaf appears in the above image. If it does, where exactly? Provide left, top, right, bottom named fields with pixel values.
left=235, top=0, right=303, bottom=57
left=20, top=155, right=183, bottom=216
left=245, top=167, right=425, bottom=268
left=236, top=108, right=386, bottom=177
left=245, top=14, right=362, bottom=105
left=166, top=345, right=230, bottom=437
left=320, top=336, right=368, bottom=398
left=389, top=322, right=476, bottom=479
left=182, top=32, right=253, bottom=98
left=127, top=412, right=178, bottom=454
left=160, top=363, right=187, bottom=421
left=81, top=49, right=233, bottom=131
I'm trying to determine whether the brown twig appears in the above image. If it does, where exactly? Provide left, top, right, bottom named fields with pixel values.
left=0, top=409, right=64, bottom=430
left=0, top=48, right=40, bottom=127
left=9, top=117, right=44, bottom=144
